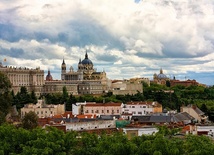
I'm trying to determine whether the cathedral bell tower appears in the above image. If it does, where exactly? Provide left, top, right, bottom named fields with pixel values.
left=61, top=58, right=66, bottom=80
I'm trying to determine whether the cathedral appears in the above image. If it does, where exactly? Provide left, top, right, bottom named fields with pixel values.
left=61, top=51, right=107, bottom=81
left=153, top=68, right=170, bottom=85
left=44, top=51, right=109, bottom=95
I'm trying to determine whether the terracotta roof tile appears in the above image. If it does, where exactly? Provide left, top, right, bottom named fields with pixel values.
left=85, top=102, right=122, bottom=107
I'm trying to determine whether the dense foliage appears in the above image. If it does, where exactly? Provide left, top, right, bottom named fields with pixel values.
left=0, top=72, right=12, bottom=124
left=12, top=86, right=37, bottom=109
left=21, top=111, right=38, bottom=130
left=0, top=124, right=214, bottom=155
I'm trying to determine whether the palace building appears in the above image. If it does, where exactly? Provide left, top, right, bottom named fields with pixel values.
left=0, top=62, right=44, bottom=96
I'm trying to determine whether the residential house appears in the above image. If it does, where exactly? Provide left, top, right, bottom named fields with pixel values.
left=83, top=102, right=123, bottom=115
left=180, top=105, right=208, bottom=123
left=123, top=101, right=162, bottom=116
left=131, top=115, right=172, bottom=125
left=110, top=80, right=143, bottom=95
left=21, top=100, right=65, bottom=118
left=123, top=126, right=158, bottom=139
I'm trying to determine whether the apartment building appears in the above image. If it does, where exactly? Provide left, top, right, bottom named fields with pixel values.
left=21, top=100, right=65, bottom=118
left=123, top=101, right=162, bottom=116
left=83, top=102, right=123, bottom=115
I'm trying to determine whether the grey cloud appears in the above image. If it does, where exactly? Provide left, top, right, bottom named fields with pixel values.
left=95, top=54, right=118, bottom=62
left=0, top=47, right=24, bottom=58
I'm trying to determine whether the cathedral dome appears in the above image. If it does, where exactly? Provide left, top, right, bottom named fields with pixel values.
left=157, top=68, right=167, bottom=79
left=82, top=58, right=93, bottom=65
left=81, top=51, right=93, bottom=65
left=157, top=74, right=167, bottom=79
left=46, top=70, right=53, bottom=81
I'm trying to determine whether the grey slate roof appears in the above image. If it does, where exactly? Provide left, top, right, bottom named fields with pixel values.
left=132, top=115, right=173, bottom=123
left=173, top=112, right=194, bottom=123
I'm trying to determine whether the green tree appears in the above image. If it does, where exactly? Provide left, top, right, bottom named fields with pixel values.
left=30, top=90, right=37, bottom=104
left=0, top=72, right=12, bottom=124
left=15, top=86, right=32, bottom=109
left=61, top=86, right=69, bottom=104
left=200, top=103, right=208, bottom=114
left=0, top=72, right=11, bottom=94
left=66, top=94, right=77, bottom=111
left=22, top=111, right=38, bottom=130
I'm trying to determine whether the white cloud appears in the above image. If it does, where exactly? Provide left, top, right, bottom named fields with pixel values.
left=0, top=0, right=214, bottom=85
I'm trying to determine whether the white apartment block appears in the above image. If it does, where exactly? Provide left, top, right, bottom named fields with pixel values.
left=21, top=100, right=65, bottom=118
left=66, top=120, right=116, bottom=131
left=123, top=101, right=162, bottom=116
left=83, top=102, right=123, bottom=115
left=72, top=102, right=87, bottom=115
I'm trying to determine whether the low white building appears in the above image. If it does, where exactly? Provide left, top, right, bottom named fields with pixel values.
left=123, top=127, right=158, bottom=139
left=123, top=101, right=162, bottom=116
left=196, top=125, right=214, bottom=137
left=72, top=102, right=88, bottom=115
left=66, top=120, right=116, bottom=131
left=21, top=100, right=65, bottom=118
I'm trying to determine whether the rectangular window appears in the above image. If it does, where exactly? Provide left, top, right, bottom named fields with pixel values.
left=91, top=110, right=94, bottom=113
left=132, top=106, right=135, bottom=108
left=107, top=110, right=109, bottom=113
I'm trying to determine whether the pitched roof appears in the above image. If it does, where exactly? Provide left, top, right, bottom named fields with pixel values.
left=85, top=102, right=122, bottom=107
left=132, top=115, right=172, bottom=123
left=76, top=114, right=97, bottom=119
left=173, top=112, right=194, bottom=122
left=126, top=101, right=162, bottom=107
left=186, top=105, right=204, bottom=115
left=98, top=115, right=120, bottom=120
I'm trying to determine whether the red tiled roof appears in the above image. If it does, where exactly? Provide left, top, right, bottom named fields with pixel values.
left=62, top=111, right=73, bottom=118
left=76, top=114, right=97, bottom=119
left=85, top=102, right=122, bottom=107
left=52, top=114, right=63, bottom=119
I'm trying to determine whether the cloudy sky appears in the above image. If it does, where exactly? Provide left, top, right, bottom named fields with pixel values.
left=0, top=0, right=214, bottom=85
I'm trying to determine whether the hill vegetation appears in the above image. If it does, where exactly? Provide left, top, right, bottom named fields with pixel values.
left=0, top=124, right=214, bottom=155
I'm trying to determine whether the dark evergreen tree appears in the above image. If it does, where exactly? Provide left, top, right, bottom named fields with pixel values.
left=22, top=111, right=38, bottom=130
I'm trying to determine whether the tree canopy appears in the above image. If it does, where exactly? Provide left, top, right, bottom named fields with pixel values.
left=0, top=124, right=214, bottom=155
left=22, top=111, right=38, bottom=130
left=0, top=72, right=12, bottom=124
